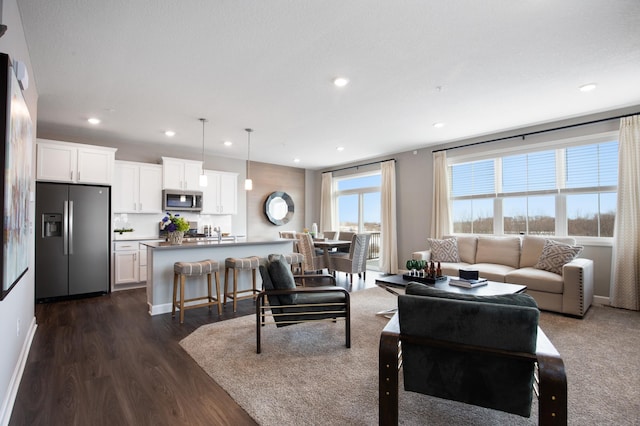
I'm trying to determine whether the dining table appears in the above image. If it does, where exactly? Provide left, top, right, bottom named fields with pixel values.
left=313, top=239, right=352, bottom=267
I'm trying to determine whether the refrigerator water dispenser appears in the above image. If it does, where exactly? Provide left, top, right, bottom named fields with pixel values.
left=42, top=213, right=62, bottom=237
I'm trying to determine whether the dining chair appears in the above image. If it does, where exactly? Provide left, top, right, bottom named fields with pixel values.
left=323, top=230, right=338, bottom=240
left=336, top=231, right=355, bottom=253
left=331, top=233, right=371, bottom=283
left=297, top=233, right=330, bottom=274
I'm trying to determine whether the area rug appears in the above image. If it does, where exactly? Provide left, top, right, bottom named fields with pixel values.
left=180, top=287, right=640, bottom=425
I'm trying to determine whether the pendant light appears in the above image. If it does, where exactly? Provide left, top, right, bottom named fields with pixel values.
left=245, top=128, right=253, bottom=190
left=199, top=118, right=208, bottom=187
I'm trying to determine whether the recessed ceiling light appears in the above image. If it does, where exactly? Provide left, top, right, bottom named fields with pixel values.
left=333, top=77, right=349, bottom=87
left=433, top=122, right=445, bottom=128
left=223, top=141, right=233, bottom=147
left=164, top=130, right=175, bottom=137
left=87, top=117, right=100, bottom=125
left=579, top=83, right=597, bottom=92
left=337, top=146, right=345, bottom=152
left=293, top=158, right=300, bottom=163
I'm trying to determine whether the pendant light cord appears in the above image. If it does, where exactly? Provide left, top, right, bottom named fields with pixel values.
left=245, top=128, right=253, bottom=178
left=200, top=118, right=207, bottom=163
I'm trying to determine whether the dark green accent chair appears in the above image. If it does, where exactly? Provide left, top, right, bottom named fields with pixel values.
left=256, top=255, right=350, bottom=353
left=379, top=283, right=567, bottom=425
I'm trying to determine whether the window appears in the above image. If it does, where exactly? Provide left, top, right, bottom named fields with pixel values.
left=449, top=138, right=618, bottom=238
left=335, top=173, right=381, bottom=233
left=450, top=160, right=495, bottom=234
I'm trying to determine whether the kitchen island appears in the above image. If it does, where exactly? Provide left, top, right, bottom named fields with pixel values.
left=142, top=238, right=295, bottom=315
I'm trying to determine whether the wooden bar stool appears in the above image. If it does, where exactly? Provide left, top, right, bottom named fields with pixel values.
left=224, top=256, right=261, bottom=312
left=172, top=259, right=222, bottom=324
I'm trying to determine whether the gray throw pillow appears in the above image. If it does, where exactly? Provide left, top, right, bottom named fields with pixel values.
left=267, top=255, right=298, bottom=304
left=427, top=238, right=460, bottom=262
left=534, top=239, right=583, bottom=275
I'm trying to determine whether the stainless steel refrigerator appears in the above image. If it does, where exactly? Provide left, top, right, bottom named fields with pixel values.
left=35, top=182, right=111, bottom=300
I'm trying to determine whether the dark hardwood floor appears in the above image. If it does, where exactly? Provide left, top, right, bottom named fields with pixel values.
left=10, top=271, right=379, bottom=426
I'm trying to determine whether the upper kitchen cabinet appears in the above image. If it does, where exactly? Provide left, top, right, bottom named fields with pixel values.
left=162, top=157, right=202, bottom=190
left=113, top=161, right=162, bottom=213
left=202, top=170, right=238, bottom=214
left=36, top=139, right=116, bottom=185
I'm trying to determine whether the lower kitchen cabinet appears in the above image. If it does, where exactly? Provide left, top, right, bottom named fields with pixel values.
left=114, top=241, right=139, bottom=285
left=113, top=240, right=161, bottom=290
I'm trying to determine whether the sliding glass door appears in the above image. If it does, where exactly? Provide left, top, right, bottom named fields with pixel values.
left=335, top=172, right=381, bottom=268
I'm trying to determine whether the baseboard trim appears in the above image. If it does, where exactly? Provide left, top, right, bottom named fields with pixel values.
left=593, top=295, right=610, bottom=306
left=0, top=317, right=37, bottom=426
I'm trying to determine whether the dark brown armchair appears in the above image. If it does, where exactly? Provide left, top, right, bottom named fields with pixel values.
left=379, top=283, right=567, bottom=425
left=256, top=255, right=350, bottom=354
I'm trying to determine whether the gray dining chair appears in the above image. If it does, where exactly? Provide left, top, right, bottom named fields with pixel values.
left=331, top=233, right=371, bottom=283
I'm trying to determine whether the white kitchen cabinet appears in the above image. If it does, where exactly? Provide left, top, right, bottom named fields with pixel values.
left=113, top=161, right=162, bottom=213
left=202, top=170, right=238, bottom=214
left=114, top=241, right=139, bottom=284
left=36, top=139, right=116, bottom=184
left=162, top=157, right=203, bottom=190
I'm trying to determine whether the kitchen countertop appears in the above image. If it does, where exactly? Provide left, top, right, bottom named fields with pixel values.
left=142, top=237, right=286, bottom=249
left=113, top=235, right=163, bottom=242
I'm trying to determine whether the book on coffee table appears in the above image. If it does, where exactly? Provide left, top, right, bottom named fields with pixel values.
left=449, top=278, right=488, bottom=288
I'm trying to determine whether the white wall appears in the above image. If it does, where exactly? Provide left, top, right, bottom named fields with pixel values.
left=0, top=1, right=38, bottom=424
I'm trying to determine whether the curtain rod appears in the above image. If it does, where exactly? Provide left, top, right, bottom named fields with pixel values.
left=323, top=158, right=396, bottom=174
left=432, top=111, right=639, bottom=154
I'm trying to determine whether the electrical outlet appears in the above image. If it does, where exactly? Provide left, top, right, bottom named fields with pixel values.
left=16, top=318, right=20, bottom=337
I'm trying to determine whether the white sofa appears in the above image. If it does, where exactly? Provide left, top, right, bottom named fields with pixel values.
left=412, top=235, right=594, bottom=317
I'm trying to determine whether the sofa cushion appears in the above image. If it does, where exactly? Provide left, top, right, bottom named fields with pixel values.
left=520, top=236, right=576, bottom=268
left=534, top=239, right=583, bottom=275
left=469, top=263, right=516, bottom=282
left=506, top=267, right=564, bottom=294
left=475, top=236, right=521, bottom=269
left=439, top=262, right=472, bottom=277
left=427, top=238, right=460, bottom=262
left=446, top=235, right=478, bottom=264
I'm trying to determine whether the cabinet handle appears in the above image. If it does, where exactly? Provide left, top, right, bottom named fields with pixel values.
left=134, top=253, right=137, bottom=261
left=78, top=171, right=80, bottom=181
left=70, top=170, right=73, bottom=180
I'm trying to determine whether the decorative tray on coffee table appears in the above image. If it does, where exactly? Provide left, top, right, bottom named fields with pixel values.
left=402, top=274, right=448, bottom=285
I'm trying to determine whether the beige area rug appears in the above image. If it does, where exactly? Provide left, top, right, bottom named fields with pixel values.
left=180, top=287, right=640, bottom=425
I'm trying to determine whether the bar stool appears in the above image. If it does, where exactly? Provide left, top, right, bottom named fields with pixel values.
left=224, top=256, right=261, bottom=312
left=283, top=252, right=305, bottom=275
left=172, top=259, right=222, bottom=324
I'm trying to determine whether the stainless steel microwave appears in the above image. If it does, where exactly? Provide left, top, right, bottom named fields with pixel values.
left=162, top=189, right=203, bottom=212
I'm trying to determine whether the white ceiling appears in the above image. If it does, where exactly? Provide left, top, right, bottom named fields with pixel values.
left=16, top=0, right=640, bottom=170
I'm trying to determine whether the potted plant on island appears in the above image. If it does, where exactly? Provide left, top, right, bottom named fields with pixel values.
left=161, top=212, right=190, bottom=245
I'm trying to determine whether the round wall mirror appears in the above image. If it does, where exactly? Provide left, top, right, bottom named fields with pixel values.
left=265, top=191, right=294, bottom=225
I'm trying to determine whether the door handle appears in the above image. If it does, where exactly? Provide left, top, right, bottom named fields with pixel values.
left=68, top=201, right=74, bottom=255
left=63, top=201, right=69, bottom=255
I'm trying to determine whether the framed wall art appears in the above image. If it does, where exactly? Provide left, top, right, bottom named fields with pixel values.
left=0, top=53, right=32, bottom=300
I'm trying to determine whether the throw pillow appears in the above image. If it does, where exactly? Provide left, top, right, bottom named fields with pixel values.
left=534, top=239, right=583, bottom=275
left=267, top=255, right=298, bottom=304
left=427, top=238, right=460, bottom=263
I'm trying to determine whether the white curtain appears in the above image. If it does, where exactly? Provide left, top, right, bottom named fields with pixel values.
left=320, top=172, right=335, bottom=233
left=381, top=160, right=398, bottom=274
left=430, top=151, right=451, bottom=238
left=611, top=115, right=640, bottom=311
